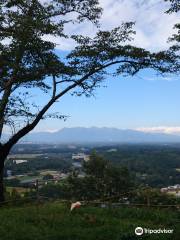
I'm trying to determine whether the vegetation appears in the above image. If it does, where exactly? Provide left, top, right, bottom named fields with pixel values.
left=5, top=144, right=180, bottom=197
left=98, top=145, right=180, bottom=187
left=4, top=145, right=180, bottom=189
left=165, top=0, right=180, bottom=13
left=130, top=187, right=180, bottom=206
left=68, top=153, right=132, bottom=200
left=0, top=1, right=179, bottom=237
left=37, top=183, right=180, bottom=207
left=2, top=151, right=179, bottom=239
left=24, top=153, right=178, bottom=207
left=0, top=202, right=179, bottom=240
left=165, top=0, right=180, bottom=73
left=5, top=156, right=71, bottom=175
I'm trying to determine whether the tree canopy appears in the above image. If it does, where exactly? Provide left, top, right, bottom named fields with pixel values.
left=67, top=153, right=132, bottom=200
left=164, top=0, right=180, bottom=73
left=165, top=0, right=180, bottom=13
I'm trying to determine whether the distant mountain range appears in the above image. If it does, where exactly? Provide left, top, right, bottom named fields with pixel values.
left=4, top=127, right=180, bottom=143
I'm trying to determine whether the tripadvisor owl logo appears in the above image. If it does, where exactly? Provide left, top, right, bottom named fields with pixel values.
left=135, top=227, right=143, bottom=236
left=135, top=226, right=174, bottom=236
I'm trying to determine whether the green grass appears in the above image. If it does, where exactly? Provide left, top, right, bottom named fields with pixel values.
left=0, top=202, right=179, bottom=240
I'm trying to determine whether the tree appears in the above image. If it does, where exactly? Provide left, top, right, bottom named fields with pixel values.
left=84, top=152, right=108, bottom=179
left=165, top=0, right=180, bottom=73
left=83, top=153, right=132, bottom=199
left=0, top=0, right=178, bottom=202
left=165, top=0, right=180, bottom=13
left=131, top=186, right=180, bottom=206
left=104, top=165, right=131, bottom=197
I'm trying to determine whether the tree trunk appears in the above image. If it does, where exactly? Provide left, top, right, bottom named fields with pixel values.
left=0, top=146, right=9, bottom=203
left=0, top=163, right=5, bottom=203
left=0, top=158, right=5, bottom=203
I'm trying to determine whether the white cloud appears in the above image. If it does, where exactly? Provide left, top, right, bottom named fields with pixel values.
left=2, top=0, right=179, bottom=52
left=137, top=76, right=179, bottom=82
left=34, top=129, right=59, bottom=133
left=98, top=0, right=179, bottom=51
left=3, top=1, right=179, bottom=51
left=44, top=0, right=179, bottom=51
left=136, top=126, right=180, bottom=135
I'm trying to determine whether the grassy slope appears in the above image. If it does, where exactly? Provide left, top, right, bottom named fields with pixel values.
left=0, top=203, right=179, bottom=240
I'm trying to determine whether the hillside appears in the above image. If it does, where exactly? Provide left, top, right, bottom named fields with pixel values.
left=0, top=202, right=179, bottom=240
left=4, top=127, right=180, bottom=144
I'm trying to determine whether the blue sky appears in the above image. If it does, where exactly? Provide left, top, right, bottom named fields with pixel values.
left=34, top=67, right=180, bottom=133
left=32, top=0, right=180, bottom=134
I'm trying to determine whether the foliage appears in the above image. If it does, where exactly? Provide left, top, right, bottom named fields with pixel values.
left=165, top=0, right=180, bottom=73
left=5, top=156, right=71, bottom=175
left=84, top=152, right=108, bottom=179
left=67, top=153, right=132, bottom=200
left=130, top=187, right=180, bottom=206
left=99, top=145, right=180, bottom=187
left=39, top=182, right=71, bottom=199
left=0, top=0, right=102, bottom=148
left=165, top=0, right=180, bottom=13
left=37, top=153, right=132, bottom=201
left=5, top=177, right=21, bottom=187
